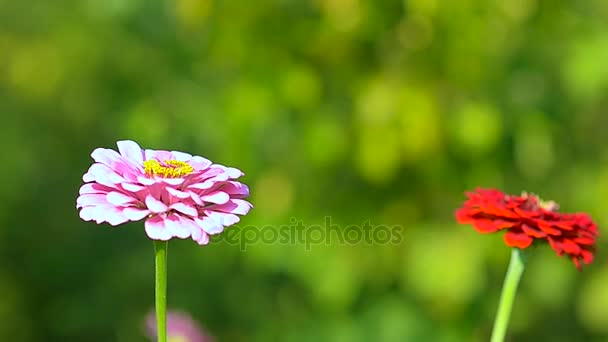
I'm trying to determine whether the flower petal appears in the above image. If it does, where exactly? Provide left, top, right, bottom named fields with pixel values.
left=471, top=218, right=500, bottom=233
left=91, top=148, right=122, bottom=168
left=188, top=180, right=216, bottom=190
left=209, top=199, right=253, bottom=215
left=194, top=231, right=210, bottom=245
left=160, top=178, right=185, bottom=186
left=222, top=181, right=250, bottom=197
left=164, top=213, right=191, bottom=239
left=166, top=187, right=191, bottom=199
left=107, top=191, right=137, bottom=206
left=204, top=211, right=240, bottom=227
left=504, top=231, right=534, bottom=249
left=122, top=182, right=145, bottom=192
left=537, top=221, right=562, bottom=235
left=194, top=217, right=224, bottom=235
left=79, top=183, right=113, bottom=195
left=145, top=195, right=168, bottom=213
left=117, top=140, right=144, bottom=166
left=84, top=205, right=129, bottom=226
left=189, top=191, right=204, bottom=205
left=123, top=207, right=151, bottom=221
left=521, top=223, right=547, bottom=238
left=77, top=194, right=109, bottom=208
left=145, top=215, right=172, bottom=240
left=137, top=176, right=157, bottom=185
left=562, top=239, right=581, bottom=254
left=79, top=206, right=96, bottom=221
left=170, top=202, right=198, bottom=217
left=222, top=166, right=244, bottom=179
left=190, top=156, right=212, bottom=170
left=170, top=151, right=192, bottom=161
left=201, top=191, right=230, bottom=204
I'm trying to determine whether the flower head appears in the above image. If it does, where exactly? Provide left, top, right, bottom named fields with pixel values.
left=76, top=140, right=252, bottom=244
left=145, top=310, right=215, bottom=342
left=456, top=188, right=598, bottom=270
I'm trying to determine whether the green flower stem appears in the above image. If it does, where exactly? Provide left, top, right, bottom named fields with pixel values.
left=154, top=240, right=168, bottom=342
left=490, top=248, right=526, bottom=342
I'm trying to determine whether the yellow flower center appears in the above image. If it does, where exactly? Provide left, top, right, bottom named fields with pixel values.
left=143, top=159, right=194, bottom=178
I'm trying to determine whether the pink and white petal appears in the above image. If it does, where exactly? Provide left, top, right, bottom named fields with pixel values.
left=170, top=202, right=198, bottom=217
left=190, top=156, right=212, bottom=170
left=79, top=206, right=96, bottom=221
left=189, top=191, right=204, bottom=205
left=118, top=167, right=141, bottom=182
left=89, top=205, right=129, bottom=226
left=86, top=163, right=125, bottom=186
left=145, top=215, right=172, bottom=241
left=82, top=171, right=95, bottom=183
left=79, top=183, right=113, bottom=195
left=201, top=191, right=230, bottom=204
left=223, top=167, right=244, bottom=179
left=145, top=150, right=173, bottom=162
left=196, top=167, right=224, bottom=180
left=91, top=148, right=123, bottom=168
left=178, top=216, right=203, bottom=239
left=106, top=208, right=130, bottom=226
left=188, top=180, right=216, bottom=190
left=164, top=214, right=191, bottom=239
left=222, top=181, right=250, bottom=197
left=194, top=217, right=225, bottom=235
left=77, top=194, right=110, bottom=208
left=194, top=231, right=210, bottom=245
left=211, top=173, right=230, bottom=182
left=83, top=164, right=112, bottom=186
left=166, top=187, right=191, bottom=199
left=122, top=207, right=151, bottom=221
left=137, top=176, right=156, bottom=185
left=191, top=224, right=203, bottom=241
left=210, top=199, right=253, bottom=215
left=170, top=151, right=192, bottom=162
left=205, top=211, right=240, bottom=227
left=107, top=191, right=137, bottom=206
left=122, top=182, right=146, bottom=192
left=107, top=172, right=127, bottom=184
left=145, top=195, right=169, bottom=213
left=160, top=178, right=185, bottom=186
left=117, top=140, right=144, bottom=166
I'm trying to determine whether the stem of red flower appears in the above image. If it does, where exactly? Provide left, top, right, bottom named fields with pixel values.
left=490, top=248, right=526, bottom=342
left=154, top=240, right=168, bottom=342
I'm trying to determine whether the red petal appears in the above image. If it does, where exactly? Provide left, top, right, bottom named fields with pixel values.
left=521, top=223, right=547, bottom=238
left=504, top=231, right=534, bottom=249
left=552, top=220, right=575, bottom=230
left=514, top=207, right=542, bottom=219
left=572, top=256, right=582, bottom=271
left=547, top=236, right=563, bottom=255
left=494, top=219, right=518, bottom=229
left=562, top=239, right=581, bottom=254
left=472, top=219, right=501, bottom=233
left=488, top=204, right=519, bottom=218
left=573, top=237, right=595, bottom=245
left=581, top=249, right=594, bottom=264
left=537, top=221, right=562, bottom=235
left=455, top=209, right=476, bottom=223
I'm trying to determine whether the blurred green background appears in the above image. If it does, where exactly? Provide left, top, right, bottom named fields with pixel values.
left=1, top=0, right=608, bottom=341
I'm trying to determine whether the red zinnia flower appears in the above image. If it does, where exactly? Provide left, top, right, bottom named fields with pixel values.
left=456, top=188, right=598, bottom=270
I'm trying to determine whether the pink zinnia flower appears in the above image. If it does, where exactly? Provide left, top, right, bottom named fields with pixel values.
left=145, top=310, right=215, bottom=342
left=76, top=140, right=252, bottom=244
